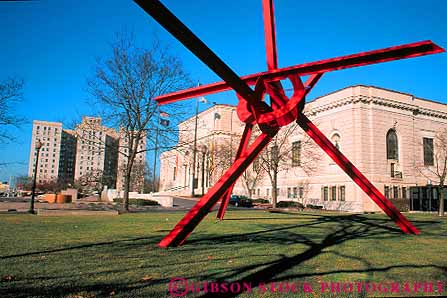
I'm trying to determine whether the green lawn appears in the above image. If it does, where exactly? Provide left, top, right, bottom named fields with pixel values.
left=0, top=210, right=446, bottom=298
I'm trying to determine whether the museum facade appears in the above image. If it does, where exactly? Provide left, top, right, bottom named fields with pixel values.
left=159, top=85, right=447, bottom=212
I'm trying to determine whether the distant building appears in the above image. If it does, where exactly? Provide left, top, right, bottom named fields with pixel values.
left=28, top=120, right=66, bottom=184
left=28, top=116, right=147, bottom=193
left=159, top=85, right=447, bottom=212
left=74, top=116, right=118, bottom=189
left=58, top=129, right=77, bottom=184
left=0, top=181, right=9, bottom=193
left=159, top=104, right=243, bottom=193
left=116, top=129, right=147, bottom=192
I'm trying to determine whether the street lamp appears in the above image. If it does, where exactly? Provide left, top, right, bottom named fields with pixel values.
left=191, top=96, right=200, bottom=197
left=191, top=95, right=217, bottom=197
left=29, top=139, right=43, bottom=214
left=200, top=145, right=208, bottom=196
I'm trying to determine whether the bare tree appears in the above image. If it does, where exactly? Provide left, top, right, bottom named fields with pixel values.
left=86, top=33, right=190, bottom=211
left=416, top=129, right=447, bottom=216
left=207, top=139, right=236, bottom=185
left=0, top=77, right=24, bottom=144
left=117, top=160, right=145, bottom=193
left=241, top=157, right=265, bottom=199
left=258, top=123, right=321, bottom=208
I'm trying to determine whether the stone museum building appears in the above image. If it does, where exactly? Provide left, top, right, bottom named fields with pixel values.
left=159, top=85, right=447, bottom=212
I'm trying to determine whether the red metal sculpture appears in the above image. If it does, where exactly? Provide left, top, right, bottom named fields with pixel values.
left=134, top=0, right=445, bottom=248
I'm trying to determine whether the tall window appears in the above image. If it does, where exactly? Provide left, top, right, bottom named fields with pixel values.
left=331, top=186, right=337, bottom=201
left=339, top=186, right=346, bottom=201
left=384, top=186, right=390, bottom=199
left=293, top=187, right=298, bottom=198
left=393, top=186, right=399, bottom=199
left=331, top=133, right=341, bottom=150
left=271, top=145, right=279, bottom=162
left=323, top=186, right=328, bottom=201
left=299, top=187, right=304, bottom=198
left=423, top=137, right=434, bottom=166
left=292, top=141, right=301, bottom=167
left=253, top=157, right=260, bottom=172
left=386, top=129, right=399, bottom=160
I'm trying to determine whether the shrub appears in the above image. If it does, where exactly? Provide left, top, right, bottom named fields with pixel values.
left=113, top=198, right=160, bottom=206
left=277, top=201, right=304, bottom=209
left=252, top=198, right=270, bottom=204
left=388, top=199, right=410, bottom=212
left=306, top=204, right=323, bottom=210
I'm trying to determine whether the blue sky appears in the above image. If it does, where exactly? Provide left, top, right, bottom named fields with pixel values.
left=0, top=0, right=446, bottom=182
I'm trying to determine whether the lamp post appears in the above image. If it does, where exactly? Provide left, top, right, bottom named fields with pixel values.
left=29, top=139, right=43, bottom=214
left=153, top=108, right=161, bottom=192
left=201, top=145, right=208, bottom=196
left=191, top=95, right=217, bottom=197
left=191, top=96, right=200, bottom=197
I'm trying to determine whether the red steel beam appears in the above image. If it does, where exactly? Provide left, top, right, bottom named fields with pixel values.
left=155, top=40, right=444, bottom=104
left=296, top=113, right=420, bottom=234
left=216, top=124, right=254, bottom=220
left=262, top=0, right=288, bottom=109
left=134, top=0, right=257, bottom=104
left=259, top=73, right=322, bottom=127
left=262, top=0, right=279, bottom=70
left=159, top=129, right=278, bottom=247
left=217, top=74, right=320, bottom=220
left=135, top=0, right=433, bottom=246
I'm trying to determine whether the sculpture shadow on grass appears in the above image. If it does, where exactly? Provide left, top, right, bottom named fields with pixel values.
left=0, top=236, right=160, bottom=260
left=1, top=214, right=444, bottom=298
left=181, top=214, right=444, bottom=298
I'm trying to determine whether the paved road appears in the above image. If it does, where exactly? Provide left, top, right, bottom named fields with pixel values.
left=171, top=197, right=258, bottom=212
left=0, top=197, right=237, bottom=213
left=172, top=197, right=222, bottom=211
left=172, top=197, right=198, bottom=209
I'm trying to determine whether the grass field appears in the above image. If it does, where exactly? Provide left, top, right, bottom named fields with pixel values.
left=0, top=210, right=446, bottom=297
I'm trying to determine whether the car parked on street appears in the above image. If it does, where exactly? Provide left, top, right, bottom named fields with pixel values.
left=229, top=195, right=253, bottom=207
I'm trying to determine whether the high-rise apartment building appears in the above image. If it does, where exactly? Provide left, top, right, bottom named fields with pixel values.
left=29, top=117, right=147, bottom=192
left=28, top=120, right=69, bottom=184
left=58, top=129, right=77, bottom=184
left=74, top=116, right=118, bottom=188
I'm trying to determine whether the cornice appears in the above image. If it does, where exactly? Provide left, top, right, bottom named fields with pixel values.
left=306, top=95, right=447, bottom=120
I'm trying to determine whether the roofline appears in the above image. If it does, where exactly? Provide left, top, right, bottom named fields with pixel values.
left=179, top=85, right=445, bottom=124
left=179, top=103, right=236, bottom=125
left=307, top=84, right=447, bottom=106
left=32, top=120, right=63, bottom=125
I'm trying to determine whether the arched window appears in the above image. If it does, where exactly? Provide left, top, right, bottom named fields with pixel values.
left=331, top=133, right=341, bottom=150
left=386, top=129, right=398, bottom=160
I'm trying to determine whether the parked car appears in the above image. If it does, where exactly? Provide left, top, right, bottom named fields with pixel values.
left=229, top=195, right=253, bottom=207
